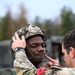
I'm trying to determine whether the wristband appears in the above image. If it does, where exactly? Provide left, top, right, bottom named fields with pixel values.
left=14, top=47, right=24, bottom=52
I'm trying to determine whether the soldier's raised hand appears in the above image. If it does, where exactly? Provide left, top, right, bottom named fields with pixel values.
left=11, top=33, right=26, bottom=51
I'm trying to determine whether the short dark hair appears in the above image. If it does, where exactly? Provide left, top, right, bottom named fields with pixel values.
left=62, top=29, right=75, bottom=53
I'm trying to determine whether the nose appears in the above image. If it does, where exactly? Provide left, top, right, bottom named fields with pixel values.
left=37, top=45, right=46, bottom=52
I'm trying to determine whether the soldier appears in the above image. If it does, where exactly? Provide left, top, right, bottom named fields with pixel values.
left=11, top=24, right=47, bottom=68
left=12, top=28, right=75, bottom=75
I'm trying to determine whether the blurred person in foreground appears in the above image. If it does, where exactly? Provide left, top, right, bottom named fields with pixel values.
left=12, top=25, right=75, bottom=75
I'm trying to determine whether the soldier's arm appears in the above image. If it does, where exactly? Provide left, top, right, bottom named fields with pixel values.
left=14, top=49, right=37, bottom=75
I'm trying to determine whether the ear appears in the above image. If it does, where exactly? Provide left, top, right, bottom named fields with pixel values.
left=69, top=47, right=75, bottom=58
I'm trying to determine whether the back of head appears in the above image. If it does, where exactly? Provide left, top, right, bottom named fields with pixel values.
left=62, top=29, right=75, bottom=53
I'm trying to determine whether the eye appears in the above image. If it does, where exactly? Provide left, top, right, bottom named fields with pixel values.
left=30, top=45, right=37, bottom=48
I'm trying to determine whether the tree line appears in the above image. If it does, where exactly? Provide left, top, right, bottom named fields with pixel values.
left=0, top=4, right=75, bottom=40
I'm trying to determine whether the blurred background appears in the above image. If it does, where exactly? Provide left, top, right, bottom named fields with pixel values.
left=0, top=0, right=75, bottom=68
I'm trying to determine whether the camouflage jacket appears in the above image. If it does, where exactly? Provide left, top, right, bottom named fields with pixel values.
left=14, top=49, right=75, bottom=75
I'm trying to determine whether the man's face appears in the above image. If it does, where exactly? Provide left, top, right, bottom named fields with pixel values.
left=26, top=36, right=46, bottom=62
left=62, top=43, right=72, bottom=67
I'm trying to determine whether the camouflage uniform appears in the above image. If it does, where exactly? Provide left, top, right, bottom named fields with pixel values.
left=14, top=49, right=75, bottom=75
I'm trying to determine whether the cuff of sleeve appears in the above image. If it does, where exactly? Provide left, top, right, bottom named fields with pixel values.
left=14, top=47, right=25, bottom=52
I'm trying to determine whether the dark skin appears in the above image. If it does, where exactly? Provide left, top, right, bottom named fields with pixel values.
left=26, top=36, right=46, bottom=68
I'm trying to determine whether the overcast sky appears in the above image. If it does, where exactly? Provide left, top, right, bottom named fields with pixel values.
left=0, top=0, right=75, bottom=22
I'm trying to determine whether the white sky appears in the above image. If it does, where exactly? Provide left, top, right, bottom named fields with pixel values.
left=0, top=0, right=75, bottom=22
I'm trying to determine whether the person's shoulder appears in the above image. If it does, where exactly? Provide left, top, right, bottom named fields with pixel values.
left=44, top=66, right=75, bottom=75
left=57, top=68, right=75, bottom=75
left=44, top=65, right=62, bottom=75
